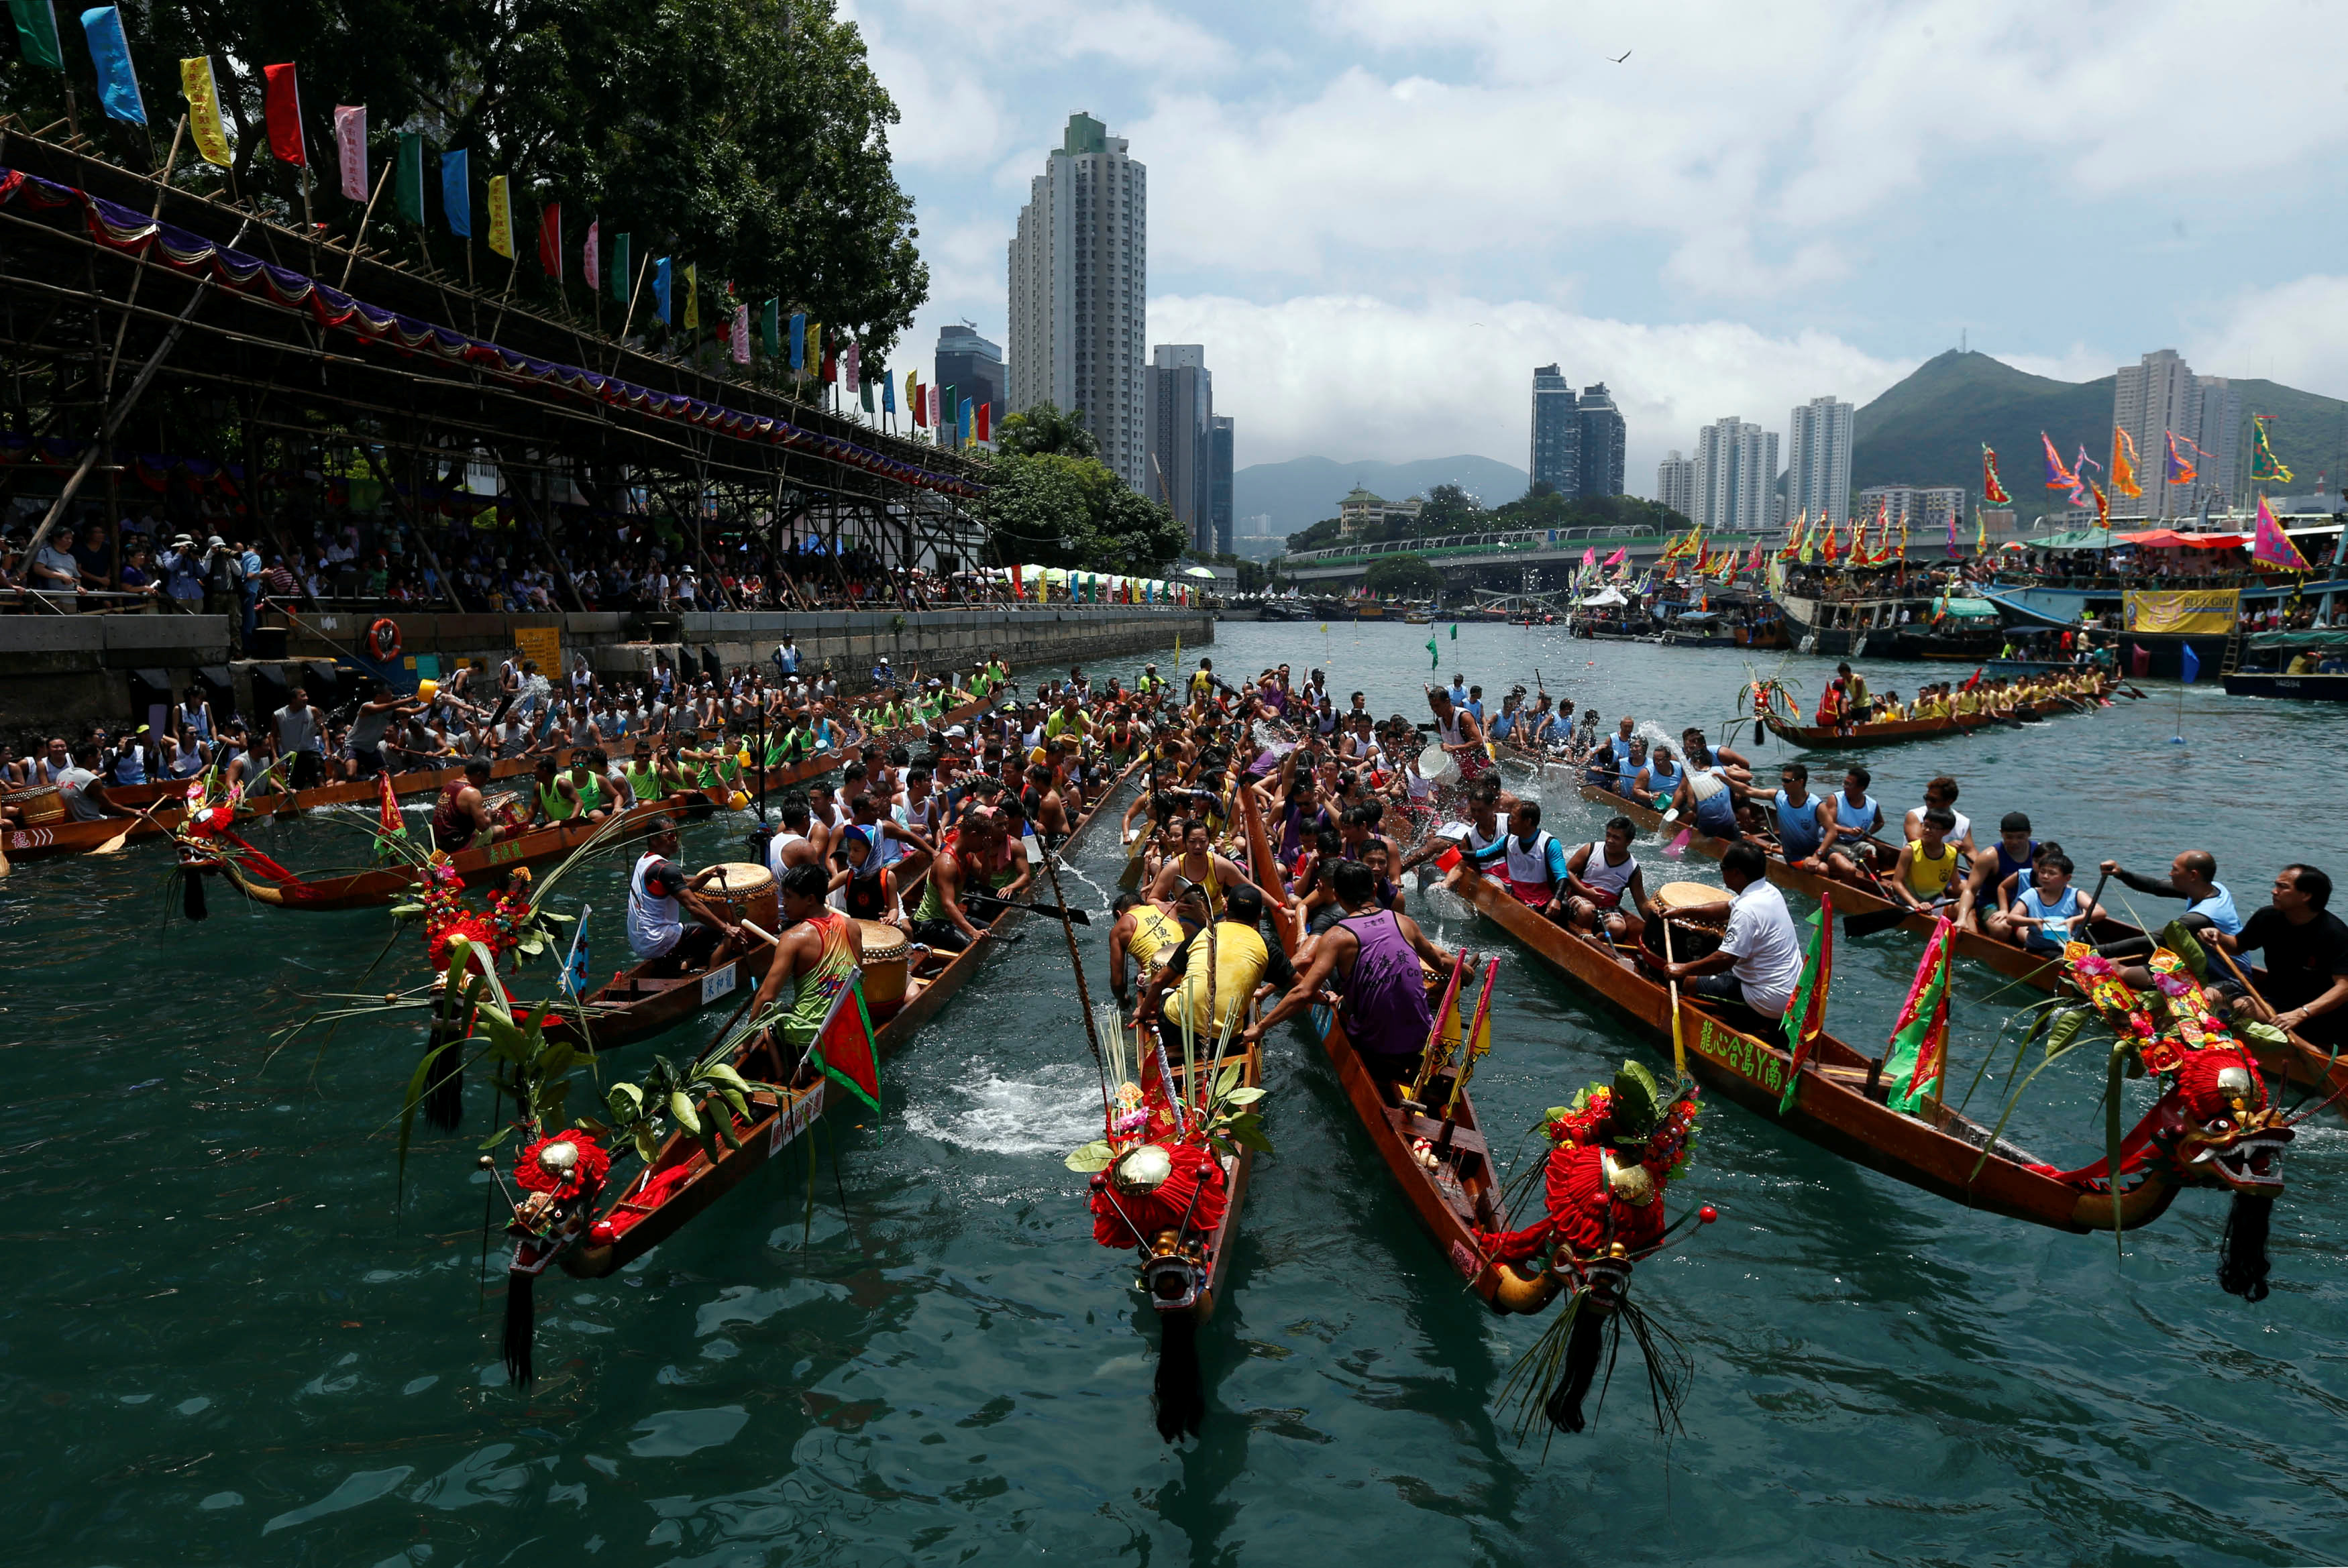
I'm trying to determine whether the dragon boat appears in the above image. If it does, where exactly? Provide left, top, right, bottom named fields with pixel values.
left=1577, top=780, right=2348, bottom=1113
left=1444, top=864, right=2301, bottom=1295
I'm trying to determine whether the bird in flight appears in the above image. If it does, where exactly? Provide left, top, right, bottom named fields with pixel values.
left=1610, top=49, right=1632, bottom=63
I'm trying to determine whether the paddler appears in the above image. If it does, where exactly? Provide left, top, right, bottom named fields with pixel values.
left=1146, top=816, right=1263, bottom=915
left=1958, top=811, right=2039, bottom=934
left=1108, top=889, right=1186, bottom=1009
left=431, top=756, right=504, bottom=852
left=1888, top=807, right=1962, bottom=915
left=1426, top=685, right=1493, bottom=784
left=1141, top=885, right=1298, bottom=1042
left=1819, top=765, right=1892, bottom=887
left=1499, top=800, right=1570, bottom=911
left=626, top=815, right=743, bottom=972
left=1657, top=842, right=1804, bottom=1031
left=1246, top=860, right=1454, bottom=1078
left=1562, top=815, right=1648, bottom=943
left=1835, top=661, right=1872, bottom=723
left=746, top=860, right=866, bottom=1080
left=2094, top=850, right=2244, bottom=937
left=1766, top=761, right=1830, bottom=873
left=1902, top=775, right=1975, bottom=856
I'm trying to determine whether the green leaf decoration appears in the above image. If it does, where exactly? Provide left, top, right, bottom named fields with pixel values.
left=1065, top=1139, right=1116, bottom=1173
left=2159, top=919, right=2209, bottom=980
left=669, top=1090, right=703, bottom=1136
left=1224, top=1086, right=1267, bottom=1106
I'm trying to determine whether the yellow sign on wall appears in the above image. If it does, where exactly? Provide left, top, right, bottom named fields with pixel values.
left=512, top=625, right=563, bottom=675
left=2123, top=589, right=2239, bottom=636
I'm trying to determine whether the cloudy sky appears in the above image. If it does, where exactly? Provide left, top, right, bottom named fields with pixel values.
left=847, top=0, right=2348, bottom=494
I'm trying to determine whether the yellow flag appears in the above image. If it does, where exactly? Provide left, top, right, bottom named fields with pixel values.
left=486, top=175, right=514, bottom=258
left=806, top=319, right=821, bottom=373
left=180, top=57, right=233, bottom=169
left=685, top=265, right=700, bottom=330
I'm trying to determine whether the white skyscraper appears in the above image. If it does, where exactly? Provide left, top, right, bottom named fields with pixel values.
left=2112, top=349, right=2203, bottom=520
left=1785, top=396, right=1855, bottom=528
left=1692, top=417, right=1778, bottom=534
left=1007, top=112, right=1147, bottom=491
left=1656, top=450, right=1697, bottom=519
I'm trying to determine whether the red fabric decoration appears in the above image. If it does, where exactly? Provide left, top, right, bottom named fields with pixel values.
left=1089, top=1144, right=1228, bottom=1249
left=2175, top=1044, right=2266, bottom=1121
left=262, top=64, right=307, bottom=167
left=537, top=203, right=562, bottom=281
left=513, top=1129, right=609, bottom=1200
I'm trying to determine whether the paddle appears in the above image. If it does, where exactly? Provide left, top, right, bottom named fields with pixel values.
left=965, top=891, right=1093, bottom=926
left=1660, top=913, right=1687, bottom=1083
left=93, top=801, right=170, bottom=856
left=1843, top=895, right=1949, bottom=940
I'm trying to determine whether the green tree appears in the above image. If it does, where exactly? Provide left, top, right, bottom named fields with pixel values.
left=1416, top=482, right=1484, bottom=537
left=1364, top=553, right=1442, bottom=597
left=995, top=402, right=1099, bottom=459
left=10, top=0, right=927, bottom=359
left=978, top=451, right=1182, bottom=574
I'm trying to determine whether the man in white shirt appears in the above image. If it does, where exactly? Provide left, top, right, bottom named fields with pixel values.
left=1659, top=842, right=1805, bottom=1025
left=274, top=687, right=325, bottom=789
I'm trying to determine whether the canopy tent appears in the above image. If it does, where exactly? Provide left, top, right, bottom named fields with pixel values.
left=2245, top=628, right=2348, bottom=652
left=2024, top=528, right=2117, bottom=550
left=2117, top=528, right=2251, bottom=550
left=1578, top=586, right=1629, bottom=606
left=1931, top=596, right=2002, bottom=620
left=1180, top=565, right=1219, bottom=579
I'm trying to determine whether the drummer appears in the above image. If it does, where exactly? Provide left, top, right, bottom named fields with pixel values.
left=626, top=816, right=742, bottom=970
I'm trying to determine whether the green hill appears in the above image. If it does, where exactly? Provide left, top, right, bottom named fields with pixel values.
left=1852, top=349, right=2348, bottom=515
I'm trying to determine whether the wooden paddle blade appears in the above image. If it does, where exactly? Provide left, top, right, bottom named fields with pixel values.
left=93, top=824, right=138, bottom=855
left=1842, top=904, right=1917, bottom=940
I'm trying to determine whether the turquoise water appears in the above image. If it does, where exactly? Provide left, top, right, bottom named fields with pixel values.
left=7, top=621, right=2347, bottom=1565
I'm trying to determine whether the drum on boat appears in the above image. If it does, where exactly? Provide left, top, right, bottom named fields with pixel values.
left=857, top=919, right=912, bottom=1019
left=697, top=860, right=778, bottom=936
left=5, top=789, right=66, bottom=826
left=1642, top=881, right=1729, bottom=966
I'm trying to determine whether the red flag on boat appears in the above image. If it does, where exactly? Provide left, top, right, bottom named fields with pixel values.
left=1962, top=666, right=1983, bottom=691
left=1981, top=443, right=2011, bottom=506
left=810, top=970, right=882, bottom=1113
left=1778, top=891, right=1833, bottom=1111
left=262, top=64, right=307, bottom=166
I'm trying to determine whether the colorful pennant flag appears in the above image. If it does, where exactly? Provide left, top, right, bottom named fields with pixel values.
left=843, top=339, right=860, bottom=396
left=537, top=202, right=561, bottom=280
left=882, top=369, right=896, bottom=414
left=2164, top=430, right=2202, bottom=486
left=976, top=402, right=991, bottom=442
left=2111, top=426, right=2142, bottom=498
left=760, top=298, right=779, bottom=359
left=790, top=312, right=807, bottom=371
left=684, top=265, right=699, bottom=331
left=808, top=972, right=882, bottom=1114
left=1981, top=443, right=2011, bottom=506
left=651, top=256, right=672, bottom=323
left=181, top=57, right=233, bottom=166
left=2251, top=414, right=2292, bottom=484
left=485, top=175, right=513, bottom=258
left=10, top=0, right=64, bottom=70
left=80, top=7, right=146, bottom=126
left=2252, top=493, right=2310, bottom=571
left=332, top=105, right=366, bottom=200
left=1884, top=917, right=1954, bottom=1114
left=393, top=131, right=422, bottom=223
left=2040, top=431, right=2076, bottom=490
left=441, top=149, right=470, bottom=237
left=729, top=304, right=750, bottom=365
left=582, top=219, right=599, bottom=292
left=262, top=62, right=306, bottom=166
left=609, top=233, right=631, bottom=304
left=908, top=372, right=924, bottom=427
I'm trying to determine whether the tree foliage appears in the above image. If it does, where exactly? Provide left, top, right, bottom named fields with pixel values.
left=994, top=402, right=1098, bottom=459
left=979, top=449, right=1185, bottom=575
left=3, top=0, right=927, bottom=357
left=1364, top=553, right=1441, bottom=597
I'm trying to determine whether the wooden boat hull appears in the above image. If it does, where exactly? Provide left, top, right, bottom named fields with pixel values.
left=1443, top=866, right=2179, bottom=1233
left=1577, top=782, right=2348, bottom=1111
left=214, top=791, right=714, bottom=911
left=1762, top=712, right=1992, bottom=748
left=553, top=761, right=1136, bottom=1278
left=1238, top=763, right=1548, bottom=1313
left=532, top=933, right=771, bottom=1054
left=2222, top=671, right=2348, bottom=702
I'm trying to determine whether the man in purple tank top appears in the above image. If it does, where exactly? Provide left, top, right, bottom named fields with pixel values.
left=1248, top=860, right=1455, bottom=1076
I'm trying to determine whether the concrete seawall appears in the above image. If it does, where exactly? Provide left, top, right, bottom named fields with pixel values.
left=0, top=606, right=1212, bottom=738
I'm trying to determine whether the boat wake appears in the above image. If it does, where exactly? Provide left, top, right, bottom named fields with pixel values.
left=900, top=1058, right=1104, bottom=1157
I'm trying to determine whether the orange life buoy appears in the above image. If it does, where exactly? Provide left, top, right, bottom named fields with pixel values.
left=367, top=618, right=403, bottom=661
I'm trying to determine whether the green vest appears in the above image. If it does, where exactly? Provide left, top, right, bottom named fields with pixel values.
left=624, top=762, right=663, bottom=801
left=537, top=780, right=573, bottom=821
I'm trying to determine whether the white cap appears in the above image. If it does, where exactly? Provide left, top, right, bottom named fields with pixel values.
left=947, top=725, right=967, bottom=738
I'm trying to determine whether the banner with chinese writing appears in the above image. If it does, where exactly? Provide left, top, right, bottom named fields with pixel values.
left=2122, top=588, right=2238, bottom=636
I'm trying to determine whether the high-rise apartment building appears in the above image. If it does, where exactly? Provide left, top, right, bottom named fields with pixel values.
left=1209, top=416, right=1234, bottom=556
left=1856, top=484, right=1966, bottom=536
left=1144, top=345, right=1212, bottom=551
left=1692, top=417, right=1778, bottom=534
left=2111, top=349, right=2203, bottom=520
left=1656, top=450, right=1697, bottom=520
left=934, top=325, right=1004, bottom=437
left=1008, top=112, right=1146, bottom=490
left=1530, top=365, right=1581, bottom=497
left=2194, top=377, right=2242, bottom=512
left=1784, top=396, right=1854, bottom=527
left=1577, top=384, right=1626, bottom=497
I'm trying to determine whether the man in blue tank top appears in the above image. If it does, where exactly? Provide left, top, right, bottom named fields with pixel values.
left=1821, top=765, right=1890, bottom=889
left=1770, top=762, right=1827, bottom=871
left=1962, top=812, right=2039, bottom=934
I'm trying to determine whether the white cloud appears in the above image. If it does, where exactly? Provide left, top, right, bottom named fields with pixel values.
left=2194, top=276, right=2348, bottom=400
left=1150, top=292, right=1907, bottom=486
